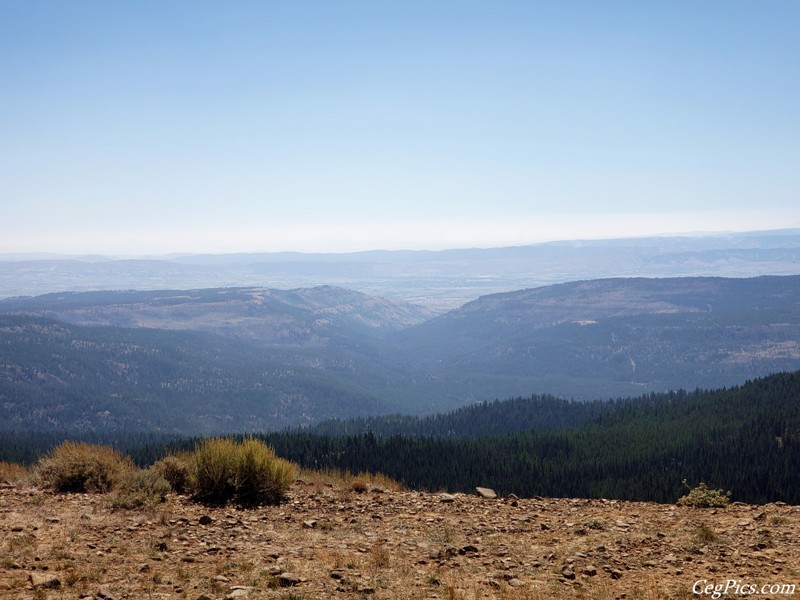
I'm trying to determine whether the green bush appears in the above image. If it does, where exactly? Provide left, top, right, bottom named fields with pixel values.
left=677, top=481, right=731, bottom=508
left=191, top=437, right=296, bottom=507
left=109, top=468, right=171, bottom=510
left=36, top=441, right=132, bottom=493
left=152, top=454, right=191, bottom=494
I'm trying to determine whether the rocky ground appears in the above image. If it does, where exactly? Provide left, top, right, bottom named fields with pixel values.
left=1, top=481, right=798, bottom=600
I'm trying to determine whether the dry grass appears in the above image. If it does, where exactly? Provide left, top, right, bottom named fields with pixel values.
left=0, top=460, right=29, bottom=484
left=35, top=441, right=133, bottom=493
left=297, top=466, right=404, bottom=492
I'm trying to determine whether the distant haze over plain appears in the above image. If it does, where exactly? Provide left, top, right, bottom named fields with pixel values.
left=2, top=229, right=799, bottom=311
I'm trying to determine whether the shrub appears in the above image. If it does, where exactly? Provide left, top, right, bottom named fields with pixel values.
left=36, top=441, right=132, bottom=493
left=152, top=454, right=191, bottom=494
left=109, top=468, right=171, bottom=510
left=234, top=437, right=296, bottom=506
left=191, top=437, right=296, bottom=507
left=677, top=481, right=731, bottom=508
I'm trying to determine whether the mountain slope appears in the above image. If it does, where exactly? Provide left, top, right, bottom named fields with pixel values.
left=1, top=276, right=800, bottom=433
left=0, top=285, right=434, bottom=347
left=393, top=275, right=800, bottom=400
left=0, top=314, right=396, bottom=433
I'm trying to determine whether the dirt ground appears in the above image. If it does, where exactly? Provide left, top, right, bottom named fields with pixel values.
left=1, top=481, right=799, bottom=599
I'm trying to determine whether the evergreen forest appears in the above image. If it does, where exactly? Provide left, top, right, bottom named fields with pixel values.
left=2, top=370, right=798, bottom=505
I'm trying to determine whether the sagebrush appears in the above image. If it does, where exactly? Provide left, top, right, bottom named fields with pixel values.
left=677, top=481, right=731, bottom=508
left=109, top=468, right=171, bottom=510
left=36, top=441, right=132, bottom=493
left=152, top=454, right=192, bottom=494
left=191, top=437, right=296, bottom=506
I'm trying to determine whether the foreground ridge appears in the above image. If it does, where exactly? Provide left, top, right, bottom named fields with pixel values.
left=2, top=482, right=798, bottom=599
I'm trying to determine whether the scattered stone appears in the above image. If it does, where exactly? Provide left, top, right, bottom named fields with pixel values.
left=29, top=573, right=60, bottom=589
left=278, top=572, right=302, bottom=587
left=476, top=487, right=498, bottom=499
left=664, top=554, right=679, bottom=564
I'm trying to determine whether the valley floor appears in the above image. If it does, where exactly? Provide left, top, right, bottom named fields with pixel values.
left=1, top=482, right=798, bottom=600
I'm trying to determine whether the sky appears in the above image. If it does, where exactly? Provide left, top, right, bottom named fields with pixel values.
left=1, top=1, right=799, bottom=256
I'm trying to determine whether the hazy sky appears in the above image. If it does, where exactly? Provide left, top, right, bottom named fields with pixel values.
left=2, top=1, right=799, bottom=255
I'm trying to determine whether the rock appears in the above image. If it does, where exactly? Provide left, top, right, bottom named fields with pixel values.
left=561, top=568, right=575, bottom=580
left=582, top=565, right=597, bottom=577
left=475, top=487, right=498, bottom=499
left=302, top=519, right=317, bottom=528
left=198, top=515, right=213, bottom=525
left=96, top=588, right=117, bottom=600
left=225, top=590, right=251, bottom=599
left=278, top=572, right=302, bottom=587
left=507, top=578, right=525, bottom=587
left=439, top=494, right=456, bottom=503
left=611, top=569, right=623, bottom=580
left=459, top=545, right=479, bottom=555
left=29, top=573, right=60, bottom=589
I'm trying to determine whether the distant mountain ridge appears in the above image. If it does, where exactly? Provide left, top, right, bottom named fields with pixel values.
left=1, top=275, right=799, bottom=433
left=2, top=229, right=799, bottom=310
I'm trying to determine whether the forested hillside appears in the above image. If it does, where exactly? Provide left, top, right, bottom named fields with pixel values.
left=394, top=275, right=800, bottom=400
left=2, top=276, right=799, bottom=432
left=266, top=371, right=800, bottom=504
left=2, top=371, right=797, bottom=505
left=0, top=314, right=394, bottom=432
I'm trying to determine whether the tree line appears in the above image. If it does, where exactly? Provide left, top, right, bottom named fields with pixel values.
left=2, top=371, right=798, bottom=505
